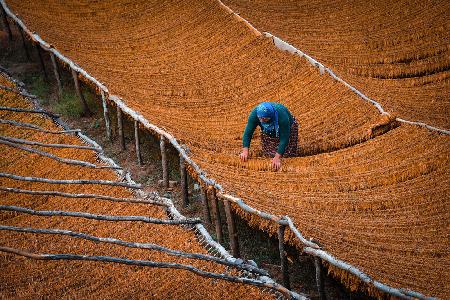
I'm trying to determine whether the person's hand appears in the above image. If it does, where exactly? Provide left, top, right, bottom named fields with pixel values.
left=272, top=153, right=282, bottom=171
left=240, top=147, right=249, bottom=161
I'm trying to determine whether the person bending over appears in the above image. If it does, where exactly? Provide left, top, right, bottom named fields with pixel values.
left=240, top=102, right=298, bottom=171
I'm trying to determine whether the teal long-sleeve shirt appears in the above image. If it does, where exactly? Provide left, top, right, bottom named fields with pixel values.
left=242, top=103, right=294, bottom=155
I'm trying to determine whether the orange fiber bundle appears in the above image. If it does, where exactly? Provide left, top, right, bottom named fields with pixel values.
left=3, top=0, right=449, bottom=298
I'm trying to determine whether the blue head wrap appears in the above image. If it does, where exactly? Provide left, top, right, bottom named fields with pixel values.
left=256, top=102, right=279, bottom=137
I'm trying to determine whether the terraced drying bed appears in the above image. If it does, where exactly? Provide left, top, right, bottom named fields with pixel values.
left=224, top=0, right=450, bottom=129
left=2, top=0, right=449, bottom=298
left=0, top=74, right=278, bottom=299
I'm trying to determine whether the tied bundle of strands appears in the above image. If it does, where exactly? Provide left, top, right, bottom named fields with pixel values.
left=223, top=0, right=450, bottom=130
left=2, top=0, right=449, bottom=298
left=0, top=74, right=282, bottom=299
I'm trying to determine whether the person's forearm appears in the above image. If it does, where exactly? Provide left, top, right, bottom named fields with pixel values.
left=243, top=126, right=256, bottom=148
left=243, top=109, right=258, bottom=148
left=274, top=152, right=282, bottom=159
left=276, top=141, right=287, bottom=156
left=277, top=126, right=290, bottom=155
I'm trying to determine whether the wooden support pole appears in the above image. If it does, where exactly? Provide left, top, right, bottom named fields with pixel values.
left=210, top=188, right=223, bottom=243
left=71, top=69, right=91, bottom=116
left=36, top=44, right=48, bottom=81
left=0, top=119, right=80, bottom=134
left=0, top=246, right=293, bottom=297
left=315, top=257, right=327, bottom=300
left=0, top=224, right=268, bottom=275
left=201, top=188, right=212, bottom=224
left=180, top=155, right=189, bottom=207
left=0, top=135, right=100, bottom=151
left=101, top=90, right=112, bottom=141
left=224, top=199, right=240, bottom=258
left=159, top=136, right=169, bottom=188
left=1, top=187, right=167, bottom=207
left=50, top=53, right=62, bottom=99
left=18, top=27, right=30, bottom=61
left=0, top=205, right=200, bottom=225
left=0, top=106, right=58, bottom=117
left=116, top=107, right=125, bottom=150
left=134, top=120, right=142, bottom=165
left=278, top=224, right=290, bottom=290
left=0, top=138, right=115, bottom=170
left=0, top=6, right=12, bottom=42
left=0, top=172, right=141, bottom=189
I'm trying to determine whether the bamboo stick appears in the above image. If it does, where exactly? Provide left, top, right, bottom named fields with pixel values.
left=0, top=205, right=201, bottom=225
left=50, top=52, right=62, bottom=99
left=314, top=257, right=326, bottom=300
left=0, top=246, right=302, bottom=300
left=0, top=187, right=167, bottom=207
left=285, top=216, right=321, bottom=249
left=71, top=69, right=91, bottom=116
left=0, top=135, right=101, bottom=151
left=160, top=135, right=169, bottom=188
left=0, top=225, right=268, bottom=276
left=18, top=26, right=30, bottom=60
left=0, top=5, right=11, bottom=42
left=134, top=120, right=142, bottom=165
left=0, top=138, right=117, bottom=169
left=396, top=117, right=450, bottom=135
left=180, top=155, right=189, bottom=207
left=35, top=43, right=48, bottom=81
left=101, top=90, right=112, bottom=141
left=217, top=0, right=261, bottom=37
left=218, top=193, right=288, bottom=225
left=265, top=32, right=387, bottom=115
left=0, top=119, right=80, bottom=134
left=224, top=199, right=240, bottom=258
left=0, top=172, right=142, bottom=189
left=116, top=107, right=125, bottom=150
left=278, top=224, right=290, bottom=290
left=0, top=105, right=59, bottom=118
left=194, top=224, right=231, bottom=259
left=201, top=188, right=212, bottom=224
left=69, top=129, right=145, bottom=197
left=210, top=188, right=224, bottom=243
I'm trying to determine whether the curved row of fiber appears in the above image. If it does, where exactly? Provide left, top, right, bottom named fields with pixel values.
left=223, top=0, right=450, bottom=129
